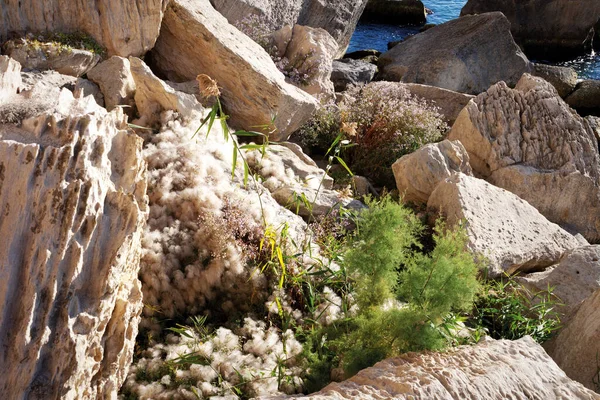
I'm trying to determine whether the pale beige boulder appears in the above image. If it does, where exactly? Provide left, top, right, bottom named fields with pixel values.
left=152, top=0, right=317, bottom=141
left=0, top=56, right=21, bottom=102
left=393, top=139, right=472, bottom=204
left=87, top=56, right=136, bottom=113
left=271, top=25, right=338, bottom=98
left=401, top=83, right=475, bottom=125
left=0, top=79, right=148, bottom=397
left=518, top=246, right=600, bottom=321
left=211, top=0, right=369, bottom=57
left=275, top=337, right=600, bottom=399
left=428, top=173, right=581, bottom=276
left=448, top=75, right=600, bottom=242
left=549, top=288, right=600, bottom=391
left=0, top=0, right=167, bottom=57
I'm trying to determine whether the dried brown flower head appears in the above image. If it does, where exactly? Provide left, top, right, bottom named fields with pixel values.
left=340, top=121, right=357, bottom=137
left=196, top=74, right=221, bottom=98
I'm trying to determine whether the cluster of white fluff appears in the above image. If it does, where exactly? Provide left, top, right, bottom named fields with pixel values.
left=139, top=111, right=311, bottom=325
left=122, top=317, right=304, bottom=399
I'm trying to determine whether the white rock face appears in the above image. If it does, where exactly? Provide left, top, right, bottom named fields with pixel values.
left=152, top=0, right=317, bottom=141
left=211, top=0, right=369, bottom=57
left=0, top=62, right=148, bottom=398
left=518, top=245, right=600, bottom=321
left=549, top=288, right=600, bottom=391
left=449, top=75, right=600, bottom=243
left=278, top=337, right=600, bottom=399
left=0, top=55, right=21, bottom=102
left=427, top=173, right=581, bottom=276
left=393, top=139, right=472, bottom=204
left=0, top=0, right=168, bottom=57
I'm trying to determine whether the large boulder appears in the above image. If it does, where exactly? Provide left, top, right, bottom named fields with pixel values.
left=566, top=80, right=600, bottom=116
left=461, top=0, right=600, bottom=59
left=0, top=60, right=148, bottom=399
left=331, top=58, right=377, bottom=92
left=427, top=173, right=581, bottom=277
left=279, top=337, right=600, bottom=399
left=361, top=0, right=427, bottom=25
left=549, top=288, right=600, bottom=391
left=210, top=0, right=369, bottom=57
left=518, top=246, right=600, bottom=321
left=378, top=12, right=532, bottom=94
left=0, top=56, right=21, bottom=102
left=270, top=25, right=338, bottom=98
left=0, top=0, right=168, bottom=57
left=448, top=74, right=600, bottom=242
left=393, top=140, right=472, bottom=204
left=532, top=63, right=578, bottom=98
left=152, top=0, right=317, bottom=141
left=87, top=56, right=136, bottom=114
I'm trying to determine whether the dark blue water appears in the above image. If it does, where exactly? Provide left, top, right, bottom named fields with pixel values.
left=349, top=0, right=600, bottom=80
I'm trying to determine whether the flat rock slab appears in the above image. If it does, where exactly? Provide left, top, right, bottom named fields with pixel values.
left=268, top=337, right=600, bottom=399
left=427, top=173, right=581, bottom=277
left=152, top=0, right=317, bottom=141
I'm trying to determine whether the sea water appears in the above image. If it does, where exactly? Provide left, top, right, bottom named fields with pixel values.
left=348, top=0, right=600, bottom=80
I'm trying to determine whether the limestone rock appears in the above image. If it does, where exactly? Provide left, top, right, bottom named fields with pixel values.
left=549, top=288, right=600, bottom=391
left=152, top=0, right=317, bottom=141
left=19, top=70, right=77, bottom=93
left=211, top=0, right=369, bottom=57
left=393, top=140, right=472, bottom=204
left=74, top=78, right=104, bottom=107
left=129, top=57, right=202, bottom=127
left=378, top=12, right=532, bottom=94
left=87, top=56, right=136, bottom=114
left=0, top=56, right=21, bottom=102
left=278, top=337, right=600, bottom=399
left=427, top=173, right=581, bottom=277
left=0, top=76, right=148, bottom=397
left=566, top=80, right=600, bottom=115
left=461, top=0, right=600, bottom=59
left=331, top=59, right=377, bottom=92
left=0, top=0, right=168, bottom=57
left=518, top=246, right=600, bottom=321
left=271, top=25, right=338, bottom=98
left=532, top=63, right=578, bottom=98
left=3, top=38, right=100, bottom=77
left=448, top=75, right=600, bottom=242
left=401, top=83, right=475, bottom=125
left=361, top=0, right=427, bottom=24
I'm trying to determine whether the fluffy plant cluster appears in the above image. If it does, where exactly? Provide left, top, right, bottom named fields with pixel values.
left=296, top=82, right=448, bottom=187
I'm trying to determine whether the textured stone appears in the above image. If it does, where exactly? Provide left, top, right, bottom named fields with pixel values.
left=549, top=288, right=600, bottom=391
left=211, top=0, right=369, bottom=57
left=378, top=12, right=532, bottom=94
left=74, top=78, right=104, bottom=107
left=0, top=56, right=21, bottom=102
left=533, top=63, right=578, bottom=98
left=393, top=140, right=472, bottom=204
left=331, top=59, right=377, bottom=92
left=448, top=75, right=600, bottom=242
left=428, top=173, right=581, bottom=277
left=0, top=0, right=167, bottom=57
left=3, top=39, right=100, bottom=77
left=518, top=246, right=600, bottom=322
left=461, top=0, right=600, bottom=59
left=87, top=56, right=136, bottom=114
left=361, top=0, right=427, bottom=25
left=275, top=337, right=600, bottom=399
left=0, top=80, right=147, bottom=397
left=152, top=0, right=317, bottom=141
left=271, top=25, right=338, bottom=98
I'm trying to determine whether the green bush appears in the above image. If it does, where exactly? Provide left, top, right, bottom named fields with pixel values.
left=471, top=278, right=562, bottom=343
